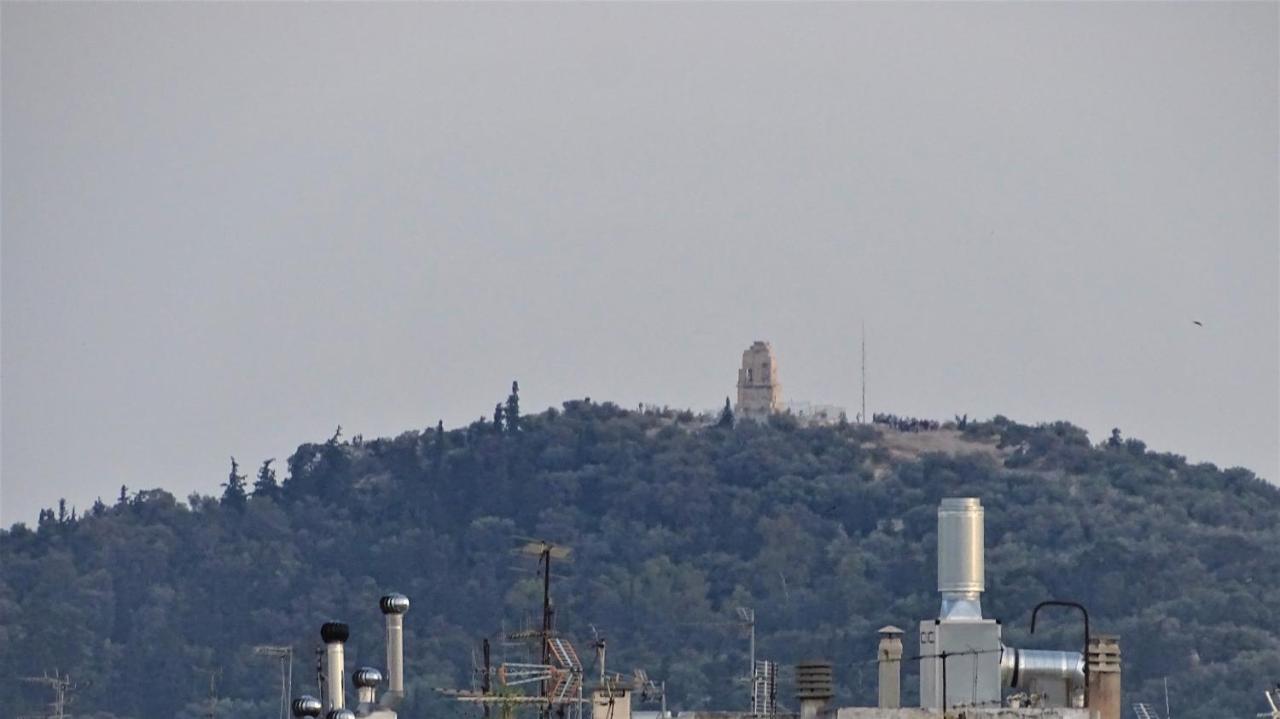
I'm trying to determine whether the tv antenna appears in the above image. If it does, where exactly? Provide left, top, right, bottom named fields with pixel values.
left=18, top=671, right=77, bottom=719
left=1133, top=703, right=1162, bottom=719
left=253, top=645, right=294, bottom=719
left=1258, top=685, right=1280, bottom=719
left=514, top=538, right=574, bottom=719
left=590, top=625, right=607, bottom=683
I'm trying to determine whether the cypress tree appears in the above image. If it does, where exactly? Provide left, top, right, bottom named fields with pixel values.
left=433, top=420, right=446, bottom=464
left=718, top=397, right=735, bottom=428
left=221, top=456, right=248, bottom=509
left=505, top=381, right=521, bottom=433
left=253, top=458, right=279, bottom=497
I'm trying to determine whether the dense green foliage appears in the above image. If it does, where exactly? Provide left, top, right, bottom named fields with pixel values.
left=2, top=399, right=1277, bottom=719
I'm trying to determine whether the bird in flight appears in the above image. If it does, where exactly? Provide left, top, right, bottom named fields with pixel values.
left=1193, top=320, right=1204, bottom=327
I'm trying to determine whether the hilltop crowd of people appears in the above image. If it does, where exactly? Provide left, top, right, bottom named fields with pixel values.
left=872, top=412, right=941, bottom=432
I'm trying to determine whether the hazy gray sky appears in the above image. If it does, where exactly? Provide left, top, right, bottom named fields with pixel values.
left=3, top=2, right=1276, bottom=525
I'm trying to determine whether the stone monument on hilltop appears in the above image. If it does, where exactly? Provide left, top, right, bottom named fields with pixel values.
left=736, top=340, right=781, bottom=419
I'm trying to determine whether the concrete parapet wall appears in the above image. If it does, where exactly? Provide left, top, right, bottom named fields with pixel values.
left=835, top=708, right=1092, bottom=719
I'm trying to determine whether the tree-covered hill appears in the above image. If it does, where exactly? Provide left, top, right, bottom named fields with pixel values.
left=2, top=397, right=1277, bottom=719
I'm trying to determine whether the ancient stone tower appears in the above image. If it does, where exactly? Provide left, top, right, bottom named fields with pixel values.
left=736, top=341, right=781, bottom=419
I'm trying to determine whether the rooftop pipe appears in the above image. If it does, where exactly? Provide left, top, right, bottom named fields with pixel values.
left=937, top=497, right=985, bottom=620
left=379, top=593, right=410, bottom=707
left=321, top=622, right=350, bottom=711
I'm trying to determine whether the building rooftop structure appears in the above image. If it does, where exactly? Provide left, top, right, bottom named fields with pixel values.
left=736, top=341, right=781, bottom=420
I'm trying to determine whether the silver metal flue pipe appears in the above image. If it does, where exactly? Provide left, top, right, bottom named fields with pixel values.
left=1001, top=647, right=1086, bottom=688
left=321, top=622, right=350, bottom=711
left=937, top=497, right=985, bottom=619
left=379, top=593, right=410, bottom=706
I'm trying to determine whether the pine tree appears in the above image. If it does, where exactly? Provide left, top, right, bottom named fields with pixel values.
left=718, top=397, right=735, bottom=428
left=221, top=456, right=248, bottom=509
left=493, top=403, right=505, bottom=433
left=253, top=458, right=279, bottom=497
left=57, top=498, right=68, bottom=524
left=91, top=497, right=107, bottom=517
left=505, top=381, right=521, bottom=433
left=433, top=420, right=446, bottom=463
left=117, top=484, right=129, bottom=506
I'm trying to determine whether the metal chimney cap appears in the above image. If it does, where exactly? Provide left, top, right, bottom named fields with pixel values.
left=878, top=625, right=904, bottom=636
left=291, top=696, right=323, bottom=717
left=320, top=621, right=350, bottom=643
left=326, top=711, right=357, bottom=719
left=380, top=593, right=411, bottom=614
left=939, top=497, right=982, bottom=510
left=353, top=666, right=384, bottom=688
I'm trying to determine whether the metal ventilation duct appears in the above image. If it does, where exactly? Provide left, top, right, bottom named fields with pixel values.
left=937, top=497, right=985, bottom=620
left=1001, top=648, right=1086, bottom=688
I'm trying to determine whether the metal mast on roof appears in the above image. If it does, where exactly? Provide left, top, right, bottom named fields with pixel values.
left=254, top=645, right=294, bottom=719
left=18, top=671, right=76, bottom=719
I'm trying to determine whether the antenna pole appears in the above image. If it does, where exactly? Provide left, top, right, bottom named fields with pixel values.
left=200, top=667, right=220, bottom=719
left=542, top=545, right=552, bottom=719
left=542, top=546, right=552, bottom=667
left=483, top=638, right=493, bottom=719
left=1164, top=677, right=1170, bottom=719
left=860, top=321, right=867, bottom=423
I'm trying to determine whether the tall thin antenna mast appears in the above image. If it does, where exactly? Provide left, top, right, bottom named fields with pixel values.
left=860, top=321, right=867, bottom=423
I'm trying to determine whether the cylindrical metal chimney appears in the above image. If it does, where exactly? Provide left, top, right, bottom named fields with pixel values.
left=292, top=696, right=323, bottom=718
left=1087, top=635, right=1121, bottom=719
left=380, top=593, right=410, bottom=706
left=937, top=497, right=984, bottom=619
left=877, top=626, right=904, bottom=708
left=353, top=667, right=383, bottom=706
left=795, top=660, right=833, bottom=719
left=321, top=622, right=350, bottom=711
